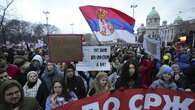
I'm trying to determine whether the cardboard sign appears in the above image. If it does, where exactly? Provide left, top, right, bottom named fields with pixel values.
left=55, top=88, right=195, bottom=110
left=76, top=46, right=111, bottom=71
left=48, top=34, right=82, bottom=62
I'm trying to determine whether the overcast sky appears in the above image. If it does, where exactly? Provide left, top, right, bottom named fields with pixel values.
left=7, top=0, right=195, bottom=33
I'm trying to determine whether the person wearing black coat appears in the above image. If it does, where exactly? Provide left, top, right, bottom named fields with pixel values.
left=185, top=59, right=195, bottom=92
left=64, top=63, right=86, bottom=99
left=36, top=80, right=50, bottom=110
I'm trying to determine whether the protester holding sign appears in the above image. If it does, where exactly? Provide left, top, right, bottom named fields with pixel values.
left=115, top=60, right=141, bottom=89
left=88, top=72, right=112, bottom=96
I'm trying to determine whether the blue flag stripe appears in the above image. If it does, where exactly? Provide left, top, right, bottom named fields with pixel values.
left=87, top=18, right=134, bottom=33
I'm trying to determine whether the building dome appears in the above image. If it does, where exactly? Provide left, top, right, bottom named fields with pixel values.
left=146, top=7, right=160, bottom=27
left=174, top=16, right=183, bottom=24
left=147, top=7, right=160, bottom=19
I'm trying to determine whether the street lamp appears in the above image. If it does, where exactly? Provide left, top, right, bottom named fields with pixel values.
left=43, top=11, right=50, bottom=35
left=130, top=4, right=138, bottom=18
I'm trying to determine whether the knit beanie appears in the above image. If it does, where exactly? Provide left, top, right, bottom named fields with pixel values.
left=162, top=65, right=174, bottom=76
left=26, top=71, right=38, bottom=81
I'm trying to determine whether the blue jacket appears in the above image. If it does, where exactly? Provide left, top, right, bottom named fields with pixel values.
left=178, top=53, right=190, bottom=72
left=41, top=65, right=64, bottom=91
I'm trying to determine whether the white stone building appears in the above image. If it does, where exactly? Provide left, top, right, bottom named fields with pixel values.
left=136, top=7, right=194, bottom=46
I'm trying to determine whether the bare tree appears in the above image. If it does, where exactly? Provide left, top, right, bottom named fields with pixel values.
left=5, top=19, right=31, bottom=42
left=0, top=0, right=14, bottom=44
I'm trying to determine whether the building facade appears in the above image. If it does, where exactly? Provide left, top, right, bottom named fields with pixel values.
left=137, top=7, right=195, bottom=47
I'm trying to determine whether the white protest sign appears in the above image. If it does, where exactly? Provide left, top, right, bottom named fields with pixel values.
left=143, top=36, right=161, bottom=60
left=76, top=46, right=111, bottom=71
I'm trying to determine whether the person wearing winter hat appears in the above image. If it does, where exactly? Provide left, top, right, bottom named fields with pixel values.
left=30, top=55, right=43, bottom=71
left=23, top=71, right=42, bottom=97
left=150, top=65, right=177, bottom=90
left=32, top=55, right=43, bottom=66
left=29, top=54, right=45, bottom=77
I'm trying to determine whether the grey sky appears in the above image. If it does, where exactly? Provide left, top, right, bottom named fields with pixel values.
left=9, top=0, right=195, bottom=33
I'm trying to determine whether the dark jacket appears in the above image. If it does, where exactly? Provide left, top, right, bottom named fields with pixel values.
left=115, top=60, right=142, bottom=89
left=174, top=74, right=187, bottom=89
left=185, top=63, right=195, bottom=91
left=66, top=76, right=86, bottom=99
left=36, top=80, right=50, bottom=110
left=178, top=53, right=190, bottom=72
left=115, top=74, right=141, bottom=89
left=0, top=80, right=42, bottom=110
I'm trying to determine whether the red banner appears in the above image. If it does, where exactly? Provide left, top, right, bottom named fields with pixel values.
left=54, top=88, right=195, bottom=110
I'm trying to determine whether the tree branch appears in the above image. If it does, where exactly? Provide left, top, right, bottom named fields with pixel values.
left=0, top=0, right=14, bottom=29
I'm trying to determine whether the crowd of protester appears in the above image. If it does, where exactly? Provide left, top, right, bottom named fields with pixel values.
left=0, top=41, right=195, bottom=110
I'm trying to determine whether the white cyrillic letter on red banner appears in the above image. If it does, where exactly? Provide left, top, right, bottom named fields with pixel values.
left=129, top=94, right=144, bottom=110
left=163, top=95, right=194, bottom=110
left=82, top=102, right=100, bottom=110
left=144, top=93, right=162, bottom=109
left=103, top=97, right=120, bottom=110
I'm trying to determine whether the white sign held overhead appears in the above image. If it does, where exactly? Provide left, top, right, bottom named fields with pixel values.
left=143, top=36, right=161, bottom=60
left=76, top=46, right=111, bottom=71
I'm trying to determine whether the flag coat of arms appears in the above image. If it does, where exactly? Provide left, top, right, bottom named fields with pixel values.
left=79, top=5, right=135, bottom=43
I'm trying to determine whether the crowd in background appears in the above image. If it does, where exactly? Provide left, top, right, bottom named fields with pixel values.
left=0, top=41, right=195, bottom=110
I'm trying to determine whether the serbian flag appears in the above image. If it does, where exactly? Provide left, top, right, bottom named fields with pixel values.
left=79, top=5, right=136, bottom=43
